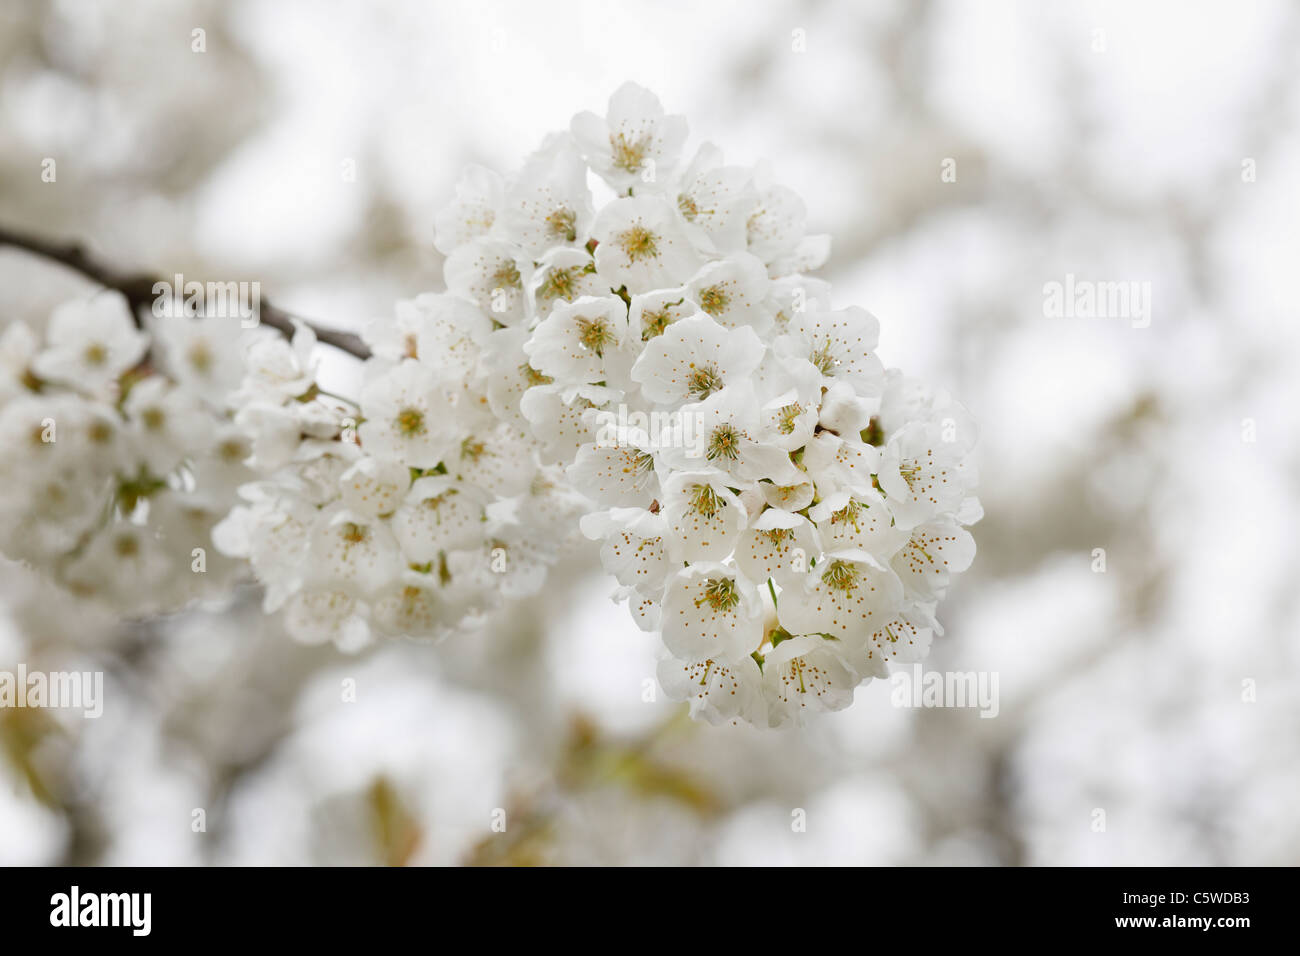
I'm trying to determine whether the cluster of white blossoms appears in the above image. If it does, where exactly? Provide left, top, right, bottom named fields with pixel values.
left=213, top=309, right=589, bottom=649
left=2, top=84, right=978, bottom=728
left=0, top=292, right=249, bottom=614
left=429, top=82, right=981, bottom=726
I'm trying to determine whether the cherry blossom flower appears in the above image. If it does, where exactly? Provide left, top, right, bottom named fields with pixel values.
left=434, top=164, right=504, bottom=255
left=657, top=650, right=765, bottom=726
left=672, top=143, right=758, bottom=255
left=660, top=562, right=764, bottom=662
left=630, top=312, right=764, bottom=406
left=571, top=82, right=687, bottom=193
left=523, top=294, right=631, bottom=385
left=684, top=252, right=776, bottom=334
left=443, top=237, right=532, bottom=325
left=591, top=197, right=702, bottom=294
left=30, top=293, right=148, bottom=395
left=502, top=134, right=594, bottom=256
left=358, top=359, right=461, bottom=469
left=659, top=469, right=748, bottom=564
left=761, top=635, right=861, bottom=726
left=777, top=549, right=905, bottom=641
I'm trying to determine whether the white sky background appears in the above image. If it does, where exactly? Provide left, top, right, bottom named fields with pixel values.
left=197, top=0, right=764, bottom=265
left=2, top=0, right=1298, bottom=864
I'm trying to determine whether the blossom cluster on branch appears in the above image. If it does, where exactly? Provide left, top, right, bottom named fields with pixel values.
left=0, top=84, right=978, bottom=727
left=429, top=83, right=982, bottom=726
left=211, top=315, right=589, bottom=648
left=0, top=293, right=248, bottom=613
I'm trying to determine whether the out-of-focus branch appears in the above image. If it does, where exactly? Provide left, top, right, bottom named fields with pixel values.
left=0, top=225, right=371, bottom=359
left=463, top=709, right=715, bottom=866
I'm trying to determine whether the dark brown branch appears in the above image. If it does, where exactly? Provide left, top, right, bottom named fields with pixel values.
left=0, top=225, right=370, bottom=359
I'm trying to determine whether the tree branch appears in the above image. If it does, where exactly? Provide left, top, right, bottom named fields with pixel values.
left=0, top=225, right=371, bottom=359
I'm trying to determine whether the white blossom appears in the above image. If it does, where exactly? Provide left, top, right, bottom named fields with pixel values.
left=523, top=294, right=631, bottom=385
left=630, top=312, right=764, bottom=407
left=672, top=143, right=758, bottom=255
left=684, top=252, right=776, bottom=334
left=357, top=359, right=461, bottom=469
left=30, top=293, right=148, bottom=395
left=777, top=549, right=905, bottom=642
left=761, top=634, right=861, bottom=726
left=657, top=650, right=765, bottom=726
left=502, top=134, right=594, bottom=256
left=434, top=164, right=504, bottom=255
left=591, top=196, right=702, bottom=294
left=571, top=82, right=687, bottom=193
left=660, top=563, right=764, bottom=662
left=443, top=238, right=532, bottom=326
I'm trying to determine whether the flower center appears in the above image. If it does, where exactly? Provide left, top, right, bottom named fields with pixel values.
left=396, top=407, right=426, bottom=436
left=539, top=266, right=580, bottom=303
left=707, top=423, right=741, bottom=462
left=641, top=307, right=672, bottom=340
left=610, top=132, right=649, bottom=173
left=492, top=261, right=522, bottom=290
left=576, top=315, right=614, bottom=356
left=776, top=403, right=803, bottom=435
left=617, top=226, right=659, bottom=262
left=688, top=483, right=722, bottom=518
left=830, top=499, right=863, bottom=532
left=521, top=363, right=553, bottom=387
left=686, top=363, right=722, bottom=399
left=88, top=421, right=114, bottom=444
left=773, top=484, right=802, bottom=504
left=822, top=559, right=859, bottom=593
left=187, top=343, right=213, bottom=373
left=546, top=207, right=577, bottom=241
left=218, top=439, right=247, bottom=462
left=697, top=284, right=730, bottom=316
left=809, top=339, right=837, bottom=375
left=423, top=491, right=456, bottom=514
left=697, top=576, right=741, bottom=613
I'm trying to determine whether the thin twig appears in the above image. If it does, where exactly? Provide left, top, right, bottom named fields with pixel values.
left=0, top=225, right=371, bottom=359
